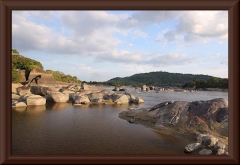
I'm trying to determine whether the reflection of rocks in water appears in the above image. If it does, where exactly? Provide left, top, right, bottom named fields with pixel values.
left=73, top=104, right=90, bottom=109
left=12, top=106, right=27, bottom=111
left=26, top=105, right=46, bottom=113
left=46, top=102, right=72, bottom=111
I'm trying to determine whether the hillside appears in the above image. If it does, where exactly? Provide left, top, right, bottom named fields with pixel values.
left=106, top=71, right=215, bottom=87
left=12, top=49, right=81, bottom=84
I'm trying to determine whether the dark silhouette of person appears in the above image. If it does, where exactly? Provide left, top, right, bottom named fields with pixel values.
left=29, top=75, right=41, bottom=85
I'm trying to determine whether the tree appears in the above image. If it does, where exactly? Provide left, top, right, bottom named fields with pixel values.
left=12, top=49, right=19, bottom=55
left=12, top=69, right=22, bottom=83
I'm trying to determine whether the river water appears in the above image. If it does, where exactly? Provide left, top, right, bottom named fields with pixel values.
left=12, top=88, right=228, bottom=154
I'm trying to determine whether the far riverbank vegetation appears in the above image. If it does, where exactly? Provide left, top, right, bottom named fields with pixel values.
left=12, top=49, right=228, bottom=90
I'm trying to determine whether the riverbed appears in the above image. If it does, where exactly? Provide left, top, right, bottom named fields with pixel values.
left=12, top=88, right=228, bottom=154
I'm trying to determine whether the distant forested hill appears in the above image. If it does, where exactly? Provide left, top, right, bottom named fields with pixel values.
left=105, top=71, right=215, bottom=87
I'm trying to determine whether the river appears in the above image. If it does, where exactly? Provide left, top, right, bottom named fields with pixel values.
left=12, top=88, right=228, bottom=154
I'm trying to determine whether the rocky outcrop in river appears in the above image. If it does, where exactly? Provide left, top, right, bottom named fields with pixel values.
left=120, top=98, right=228, bottom=128
left=119, top=98, right=228, bottom=153
left=12, top=84, right=144, bottom=107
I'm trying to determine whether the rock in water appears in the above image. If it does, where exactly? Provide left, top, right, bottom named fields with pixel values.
left=74, top=95, right=90, bottom=104
left=26, top=95, right=46, bottom=106
left=16, top=86, right=31, bottom=96
left=30, top=86, right=53, bottom=96
left=188, top=98, right=228, bottom=124
left=47, top=92, right=69, bottom=103
left=184, top=143, right=202, bottom=153
left=199, top=149, right=212, bottom=155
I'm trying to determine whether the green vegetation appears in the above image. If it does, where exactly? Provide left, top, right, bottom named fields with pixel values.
left=46, top=70, right=81, bottom=84
left=12, top=49, right=44, bottom=83
left=12, top=69, right=22, bottom=83
left=182, top=78, right=228, bottom=89
left=12, top=52, right=44, bottom=71
left=12, top=49, right=81, bottom=84
left=104, top=71, right=215, bottom=87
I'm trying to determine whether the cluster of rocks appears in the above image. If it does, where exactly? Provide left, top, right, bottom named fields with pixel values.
left=12, top=84, right=144, bottom=108
left=135, top=85, right=195, bottom=93
left=119, top=98, right=228, bottom=140
left=136, top=85, right=155, bottom=92
left=72, top=89, right=144, bottom=105
left=112, top=86, right=127, bottom=92
left=184, top=134, right=228, bottom=155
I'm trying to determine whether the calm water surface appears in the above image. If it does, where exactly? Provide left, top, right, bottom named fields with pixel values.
left=12, top=89, right=228, bottom=154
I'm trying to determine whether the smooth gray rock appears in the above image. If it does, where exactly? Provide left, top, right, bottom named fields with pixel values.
left=199, top=149, right=212, bottom=155
left=47, top=92, right=69, bottom=103
left=184, top=143, right=201, bottom=153
left=201, top=135, right=218, bottom=147
left=27, top=95, right=46, bottom=105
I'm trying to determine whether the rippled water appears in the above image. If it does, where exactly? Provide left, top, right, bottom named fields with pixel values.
left=12, top=89, right=228, bottom=154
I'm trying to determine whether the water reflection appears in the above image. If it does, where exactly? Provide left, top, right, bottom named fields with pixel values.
left=12, top=90, right=228, bottom=154
left=26, top=105, right=46, bottom=114
left=12, top=106, right=27, bottom=112
left=46, top=102, right=72, bottom=111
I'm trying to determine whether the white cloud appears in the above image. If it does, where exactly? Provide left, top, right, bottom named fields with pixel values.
left=221, top=58, right=228, bottom=65
left=79, top=64, right=99, bottom=72
left=176, top=11, right=228, bottom=42
left=12, top=10, right=228, bottom=80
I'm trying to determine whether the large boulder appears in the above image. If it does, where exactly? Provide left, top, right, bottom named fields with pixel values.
left=112, top=94, right=129, bottom=104
left=16, top=86, right=31, bottom=95
left=133, top=97, right=144, bottom=103
left=12, top=101, right=27, bottom=107
left=26, top=95, right=46, bottom=106
left=101, top=89, right=115, bottom=95
left=60, top=88, right=76, bottom=94
left=47, top=92, right=69, bottom=103
left=30, top=86, right=54, bottom=96
left=184, top=143, right=201, bottom=153
left=125, top=93, right=135, bottom=102
left=154, top=101, right=189, bottom=125
left=199, top=149, right=212, bottom=155
left=12, top=94, right=20, bottom=100
left=87, top=92, right=104, bottom=102
left=201, top=135, right=218, bottom=147
left=18, top=93, right=34, bottom=102
left=188, top=98, right=228, bottom=124
left=217, top=107, right=228, bottom=122
left=81, top=83, right=89, bottom=90
left=141, top=85, right=147, bottom=91
left=27, top=68, right=56, bottom=86
left=74, top=95, right=90, bottom=104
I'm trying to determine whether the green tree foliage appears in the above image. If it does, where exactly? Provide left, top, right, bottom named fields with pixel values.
left=105, top=71, right=214, bottom=87
left=12, top=55, right=44, bottom=70
left=12, top=69, right=22, bottom=83
left=12, top=49, right=19, bottom=55
left=182, top=78, right=228, bottom=89
left=46, top=70, right=81, bottom=83
left=12, top=49, right=44, bottom=83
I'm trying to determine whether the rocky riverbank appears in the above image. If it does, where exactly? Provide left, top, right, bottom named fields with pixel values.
left=119, top=98, right=228, bottom=154
left=12, top=83, right=144, bottom=108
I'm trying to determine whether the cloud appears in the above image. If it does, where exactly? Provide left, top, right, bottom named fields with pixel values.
left=79, top=64, right=99, bottom=72
left=176, top=11, right=228, bottom=42
left=12, top=10, right=227, bottom=76
left=221, top=58, right=228, bottom=65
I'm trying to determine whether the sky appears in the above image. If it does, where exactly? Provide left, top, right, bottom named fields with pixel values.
left=12, top=10, right=228, bottom=82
